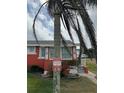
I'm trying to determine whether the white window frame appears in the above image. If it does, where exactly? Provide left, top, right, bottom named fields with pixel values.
left=39, top=47, right=46, bottom=59
left=27, top=46, right=36, bottom=54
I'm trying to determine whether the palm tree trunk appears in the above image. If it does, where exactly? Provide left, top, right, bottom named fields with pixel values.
left=53, top=13, right=61, bottom=93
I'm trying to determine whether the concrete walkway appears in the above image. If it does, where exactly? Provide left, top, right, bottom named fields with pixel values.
left=79, top=71, right=97, bottom=84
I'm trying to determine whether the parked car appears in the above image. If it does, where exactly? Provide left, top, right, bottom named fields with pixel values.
left=67, top=66, right=79, bottom=78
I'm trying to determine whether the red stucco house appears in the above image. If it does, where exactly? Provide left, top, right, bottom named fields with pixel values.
left=27, top=40, right=77, bottom=73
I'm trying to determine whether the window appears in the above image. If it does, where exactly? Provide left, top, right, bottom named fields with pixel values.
left=49, top=47, right=55, bottom=58
left=62, top=47, right=72, bottom=59
left=40, top=47, right=46, bottom=58
left=49, top=47, right=72, bottom=59
left=27, top=46, right=35, bottom=54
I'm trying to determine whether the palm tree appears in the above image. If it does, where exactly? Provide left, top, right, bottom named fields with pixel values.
left=33, top=0, right=97, bottom=63
left=32, top=0, right=97, bottom=93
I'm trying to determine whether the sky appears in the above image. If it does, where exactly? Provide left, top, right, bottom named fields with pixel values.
left=27, top=0, right=97, bottom=48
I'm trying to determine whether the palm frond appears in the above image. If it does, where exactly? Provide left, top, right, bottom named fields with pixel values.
left=37, top=0, right=97, bottom=61
left=60, top=34, right=72, bottom=57
left=78, top=2, right=97, bottom=50
left=61, top=15, right=74, bottom=43
left=75, top=17, right=92, bottom=62
left=69, top=0, right=97, bottom=58
left=65, top=12, right=88, bottom=63
left=86, top=0, right=97, bottom=6
left=32, top=1, right=48, bottom=43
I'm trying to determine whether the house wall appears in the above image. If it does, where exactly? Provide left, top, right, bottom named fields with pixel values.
left=27, top=46, right=77, bottom=71
left=27, top=46, right=45, bottom=70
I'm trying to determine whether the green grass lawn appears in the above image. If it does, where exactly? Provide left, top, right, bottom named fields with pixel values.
left=86, top=60, right=97, bottom=74
left=28, top=73, right=97, bottom=93
left=27, top=73, right=53, bottom=93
